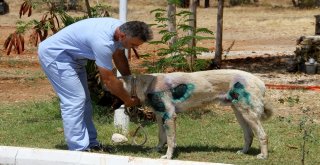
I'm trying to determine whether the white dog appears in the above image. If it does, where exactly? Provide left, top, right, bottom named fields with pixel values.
left=120, top=69, right=272, bottom=159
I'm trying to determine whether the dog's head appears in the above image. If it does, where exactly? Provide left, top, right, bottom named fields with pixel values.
left=120, top=75, right=156, bottom=103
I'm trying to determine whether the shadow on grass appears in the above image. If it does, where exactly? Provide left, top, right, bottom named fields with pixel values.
left=111, top=143, right=261, bottom=158
left=173, top=145, right=261, bottom=158
left=54, top=143, right=68, bottom=150
left=112, top=144, right=154, bottom=154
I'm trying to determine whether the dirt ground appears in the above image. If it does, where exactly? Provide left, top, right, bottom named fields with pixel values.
left=0, top=0, right=319, bottom=120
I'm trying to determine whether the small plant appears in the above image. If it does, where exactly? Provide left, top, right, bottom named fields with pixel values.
left=3, top=32, right=24, bottom=55
left=299, top=107, right=317, bottom=165
left=148, top=6, right=214, bottom=72
left=4, top=0, right=61, bottom=55
left=3, top=21, right=33, bottom=55
left=278, top=95, right=300, bottom=107
left=19, top=0, right=33, bottom=18
left=3, top=0, right=111, bottom=56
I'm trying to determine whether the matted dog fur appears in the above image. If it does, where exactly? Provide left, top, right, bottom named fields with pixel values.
left=120, top=69, right=273, bottom=159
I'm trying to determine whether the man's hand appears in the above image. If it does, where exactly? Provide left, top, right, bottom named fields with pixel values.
left=124, top=96, right=141, bottom=107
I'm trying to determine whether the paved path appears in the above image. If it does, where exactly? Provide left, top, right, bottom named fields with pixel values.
left=0, top=146, right=232, bottom=165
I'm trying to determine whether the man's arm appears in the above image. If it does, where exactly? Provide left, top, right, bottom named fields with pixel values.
left=112, top=49, right=131, bottom=76
left=98, top=66, right=140, bottom=107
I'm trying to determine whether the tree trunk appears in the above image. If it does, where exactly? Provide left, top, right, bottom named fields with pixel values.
left=315, top=15, right=320, bottom=35
left=179, top=0, right=190, bottom=8
left=84, top=0, right=92, bottom=18
left=167, top=2, right=177, bottom=47
left=205, top=0, right=210, bottom=8
left=213, top=0, right=224, bottom=68
left=196, top=0, right=200, bottom=6
left=292, top=0, right=298, bottom=7
left=187, top=0, right=198, bottom=71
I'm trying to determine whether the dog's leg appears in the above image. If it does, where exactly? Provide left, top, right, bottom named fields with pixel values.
left=147, top=92, right=177, bottom=159
left=160, top=112, right=177, bottom=159
left=237, top=108, right=268, bottom=159
left=155, top=114, right=167, bottom=152
left=159, top=96, right=177, bottom=159
left=226, top=81, right=268, bottom=159
left=232, top=105, right=254, bottom=154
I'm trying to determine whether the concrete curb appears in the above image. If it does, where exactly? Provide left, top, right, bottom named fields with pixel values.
left=0, top=146, right=232, bottom=165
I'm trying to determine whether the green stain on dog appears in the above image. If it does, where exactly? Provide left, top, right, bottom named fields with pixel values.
left=171, top=83, right=195, bottom=103
left=227, top=82, right=251, bottom=105
left=147, top=83, right=195, bottom=120
left=162, top=112, right=170, bottom=121
left=147, top=92, right=166, bottom=112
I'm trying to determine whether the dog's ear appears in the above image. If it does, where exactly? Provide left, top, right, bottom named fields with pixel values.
left=97, top=91, right=124, bottom=110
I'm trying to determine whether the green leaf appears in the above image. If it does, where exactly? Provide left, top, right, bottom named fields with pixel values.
left=184, top=18, right=195, bottom=22
left=171, top=36, right=193, bottom=48
left=148, top=23, right=158, bottom=27
left=176, top=10, right=193, bottom=17
left=155, top=17, right=169, bottom=23
left=167, top=0, right=181, bottom=5
left=196, top=28, right=215, bottom=35
left=194, top=47, right=210, bottom=52
left=148, top=40, right=166, bottom=45
left=159, top=29, right=170, bottom=34
left=177, top=24, right=193, bottom=31
left=193, top=35, right=215, bottom=40
left=157, top=24, right=168, bottom=28
left=150, top=8, right=166, bottom=14
left=162, top=32, right=177, bottom=42
left=139, top=53, right=152, bottom=58
left=16, top=20, right=33, bottom=34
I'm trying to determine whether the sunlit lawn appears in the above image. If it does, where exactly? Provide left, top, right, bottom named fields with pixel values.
left=0, top=99, right=319, bottom=165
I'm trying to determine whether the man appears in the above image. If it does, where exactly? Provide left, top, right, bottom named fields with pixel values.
left=38, top=17, right=153, bottom=151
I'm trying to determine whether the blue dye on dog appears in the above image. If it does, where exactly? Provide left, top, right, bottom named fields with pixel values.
left=147, top=92, right=166, bottom=112
left=171, top=84, right=195, bottom=103
left=147, top=83, right=195, bottom=119
left=227, top=82, right=251, bottom=105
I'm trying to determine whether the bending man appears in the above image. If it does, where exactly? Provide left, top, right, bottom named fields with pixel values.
left=38, top=18, right=153, bottom=151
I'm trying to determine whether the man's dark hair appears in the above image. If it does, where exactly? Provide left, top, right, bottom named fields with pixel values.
left=119, top=21, right=153, bottom=42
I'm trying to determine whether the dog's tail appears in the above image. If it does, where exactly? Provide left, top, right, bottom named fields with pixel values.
left=261, top=101, right=273, bottom=121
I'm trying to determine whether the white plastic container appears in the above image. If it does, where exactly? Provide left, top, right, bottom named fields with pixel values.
left=114, top=105, right=129, bottom=135
left=305, top=61, right=317, bottom=74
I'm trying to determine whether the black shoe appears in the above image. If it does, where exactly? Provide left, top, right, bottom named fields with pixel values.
left=89, top=143, right=114, bottom=153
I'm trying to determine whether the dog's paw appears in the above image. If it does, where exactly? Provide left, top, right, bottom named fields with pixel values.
left=160, top=155, right=168, bottom=159
left=236, top=150, right=245, bottom=155
left=256, top=153, right=267, bottom=159
left=160, top=154, right=172, bottom=159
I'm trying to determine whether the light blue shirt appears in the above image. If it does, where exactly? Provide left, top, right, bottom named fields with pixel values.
left=38, top=17, right=124, bottom=70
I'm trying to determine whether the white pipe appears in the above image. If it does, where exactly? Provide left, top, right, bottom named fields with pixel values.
left=119, top=0, right=127, bottom=22
left=114, top=0, right=129, bottom=136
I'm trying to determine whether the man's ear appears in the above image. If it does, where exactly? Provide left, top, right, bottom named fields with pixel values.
left=119, top=32, right=126, bottom=41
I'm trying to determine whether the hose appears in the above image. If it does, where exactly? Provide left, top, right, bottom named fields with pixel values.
left=266, top=84, right=320, bottom=92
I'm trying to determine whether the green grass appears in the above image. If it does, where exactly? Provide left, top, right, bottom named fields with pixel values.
left=0, top=99, right=319, bottom=165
